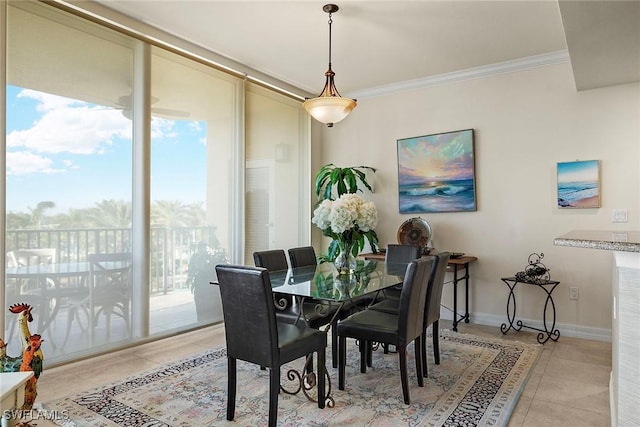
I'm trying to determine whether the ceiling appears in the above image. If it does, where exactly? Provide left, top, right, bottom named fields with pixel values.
left=89, top=1, right=640, bottom=98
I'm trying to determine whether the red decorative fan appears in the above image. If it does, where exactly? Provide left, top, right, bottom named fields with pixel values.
left=397, top=217, right=433, bottom=254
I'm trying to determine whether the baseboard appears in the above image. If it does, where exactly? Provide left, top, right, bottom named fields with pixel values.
left=440, top=309, right=612, bottom=342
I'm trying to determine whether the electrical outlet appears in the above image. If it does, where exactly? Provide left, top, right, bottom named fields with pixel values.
left=612, top=209, right=628, bottom=223
left=569, top=287, right=579, bottom=300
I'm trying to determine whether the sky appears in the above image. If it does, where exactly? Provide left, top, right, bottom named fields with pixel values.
left=557, top=160, right=599, bottom=184
left=5, top=85, right=207, bottom=214
left=397, top=130, right=475, bottom=185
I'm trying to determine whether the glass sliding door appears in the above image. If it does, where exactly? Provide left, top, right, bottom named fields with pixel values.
left=148, top=47, right=237, bottom=333
left=5, top=2, right=135, bottom=361
left=3, top=1, right=309, bottom=366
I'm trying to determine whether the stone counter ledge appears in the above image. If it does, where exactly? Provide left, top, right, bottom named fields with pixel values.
left=553, top=230, right=640, bottom=253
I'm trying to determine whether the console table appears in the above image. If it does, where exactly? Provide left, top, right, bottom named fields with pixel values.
left=361, top=253, right=477, bottom=331
left=1, top=371, right=34, bottom=427
left=500, top=277, right=560, bottom=344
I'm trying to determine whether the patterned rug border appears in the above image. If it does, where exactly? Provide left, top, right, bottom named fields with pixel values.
left=40, top=330, right=541, bottom=427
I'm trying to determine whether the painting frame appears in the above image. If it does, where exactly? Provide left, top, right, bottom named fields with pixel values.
left=557, top=160, right=601, bottom=209
left=397, top=129, right=476, bottom=214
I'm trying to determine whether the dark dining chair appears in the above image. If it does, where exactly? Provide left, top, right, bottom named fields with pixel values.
left=215, top=264, right=326, bottom=427
left=337, top=256, right=435, bottom=404
left=381, top=244, right=422, bottom=298
left=386, top=244, right=422, bottom=264
left=369, top=252, right=449, bottom=374
left=421, top=251, right=450, bottom=375
left=366, top=244, right=424, bottom=354
left=253, top=249, right=289, bottom=272
left=253, top=249, right=299, bottom=324
left=347, top=244, right=420, bottom=318
left=287, top=246, right=318, bottom=268
left=255, top=249, right=340, bottom=370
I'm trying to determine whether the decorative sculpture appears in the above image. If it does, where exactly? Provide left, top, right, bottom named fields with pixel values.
left=514, top=252, right=551, bottom=284
left=0, top=303, right=44, bottom=410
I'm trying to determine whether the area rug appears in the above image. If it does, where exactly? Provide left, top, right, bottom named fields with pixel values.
left=41, top=330, right=540, bottom=427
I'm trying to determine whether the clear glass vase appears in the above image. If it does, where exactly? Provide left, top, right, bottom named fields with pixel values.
left=334, top=273, right=357, bottom=299
left=334, top=240, right=357, bottom=275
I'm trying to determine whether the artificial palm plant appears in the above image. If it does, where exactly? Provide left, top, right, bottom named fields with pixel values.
left=313, top=164, right=379, bottom=264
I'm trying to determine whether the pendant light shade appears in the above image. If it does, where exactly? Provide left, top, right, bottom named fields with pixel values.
left=303, top=4, right=356, bottom=127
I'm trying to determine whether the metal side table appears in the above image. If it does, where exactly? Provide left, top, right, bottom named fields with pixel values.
left=500, top=276, right=561, bottom=344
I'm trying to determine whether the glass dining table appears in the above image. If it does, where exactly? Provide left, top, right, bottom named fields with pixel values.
left=268, top=259, right=409, bottom=304
left=213, top=259, right=410, bottom=407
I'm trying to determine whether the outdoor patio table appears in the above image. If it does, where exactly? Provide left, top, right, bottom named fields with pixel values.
left=6, top=260, right=130, bottom=345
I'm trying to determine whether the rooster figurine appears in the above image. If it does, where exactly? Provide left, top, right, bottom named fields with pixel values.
left=0, top=338, right=23, bottom=372
left=18, top=334, right=43, bottom=410
left=4, top=303, right=45, bottom=410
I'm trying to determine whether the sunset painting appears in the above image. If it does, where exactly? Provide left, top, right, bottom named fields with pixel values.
left=557, top=160, right=601, bottom=208
left=397, top=129, right=476, bottom=213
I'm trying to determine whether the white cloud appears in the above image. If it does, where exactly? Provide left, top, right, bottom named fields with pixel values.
left=8, top=89, right=179, bottom=175
left=151, top=117, right=178, bottom=139
left=7, top=103, right=131, bottom=155
left=6, top=151, right=64, bottom=175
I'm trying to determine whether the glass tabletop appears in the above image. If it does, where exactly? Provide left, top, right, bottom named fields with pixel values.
left=268, top=259, right=409, bottom=302
left=6, top=261, right=131, bottom=278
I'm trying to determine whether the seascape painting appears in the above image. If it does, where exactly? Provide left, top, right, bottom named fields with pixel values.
left=397, top=129, right=476, bottom=213
left=557, top=160, right=601, bottom=208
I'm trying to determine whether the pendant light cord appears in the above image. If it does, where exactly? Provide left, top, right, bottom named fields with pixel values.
left=328, top=12, right=333, bottom=70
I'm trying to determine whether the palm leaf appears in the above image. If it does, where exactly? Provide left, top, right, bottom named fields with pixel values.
left=314, top=164, right=376, bottom=201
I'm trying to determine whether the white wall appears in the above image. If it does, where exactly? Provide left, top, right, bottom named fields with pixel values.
left=315, top=62, right=640, bottom=340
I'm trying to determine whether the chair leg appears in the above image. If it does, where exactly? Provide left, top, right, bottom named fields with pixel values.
left=338, top=336, right=346, bottom=390
left=317, top=349, right=326, bottom=409
left=422, top=330, right=428, bottom=378
left=62, top=306, right=76, bottom=347
left=268, top=365, right=280, bottom=427
left=366, top=342, right=373, bottom=367
left=433, top=320, right=440, bottom=365
left=227, top=357, right=236, bottom=421
left=332, top=322, right=338, bottom=369
left=105, top=309, right=112, bottom=340
left=359, top=340, right=367, bottom=373
left=414, top=337, right=424, bottom=387
left=122, top=302, right=132, bottom=338
left=398, top=346, right=410, bottom=404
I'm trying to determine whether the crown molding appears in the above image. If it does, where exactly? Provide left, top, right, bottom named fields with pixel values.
left=349, top=50, right=570, bottom=100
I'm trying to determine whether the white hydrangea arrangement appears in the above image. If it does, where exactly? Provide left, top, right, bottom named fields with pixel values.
left=312, top=193, right=379, bottom=258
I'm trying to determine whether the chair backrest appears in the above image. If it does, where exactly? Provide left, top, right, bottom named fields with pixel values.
left=9, top=248, right=57, bottom=266
left=88, top=252, right=133, bottom=299
left=288, top=246, right=317, bottom=268
left=397, top=256, right=437, bottom=346
left=253, top=249, right=288, bottom=272
left=425, top=252, right=450, bottom=326
left=215, top=264, right=278, bottom=368
left=386, top=244, right=421, bottom=264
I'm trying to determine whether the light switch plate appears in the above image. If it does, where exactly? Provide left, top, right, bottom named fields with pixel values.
left=612, top=209, right=628, bottom=223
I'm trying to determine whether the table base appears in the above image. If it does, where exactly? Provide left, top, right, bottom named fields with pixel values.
left=281, top=355, right=334, bottom=408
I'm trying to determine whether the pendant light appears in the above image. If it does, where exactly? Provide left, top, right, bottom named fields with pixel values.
left=303, top=4, right=356, bottom=127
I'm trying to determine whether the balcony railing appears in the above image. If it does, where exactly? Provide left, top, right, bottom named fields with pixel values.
left=5, top=226, right=221, bottom=294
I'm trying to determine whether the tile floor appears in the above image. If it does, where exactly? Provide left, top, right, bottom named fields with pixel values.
left=27, top=320, right=611, bottom=427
